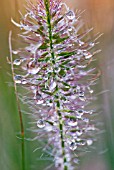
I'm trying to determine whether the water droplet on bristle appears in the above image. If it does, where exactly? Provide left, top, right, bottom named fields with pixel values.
left=66, top=10, right=75, bottom=20
left=86, top=125, right=95, bottom=131
left=34, top=92, right=44, bottom=104
left=76, top=109, right=84, bottom=119
left=77, top=65, right=87, bottom=69
left=69, top=140, right=77, bottom=151
left=13, top=59, right=22, bottom=65
left=79, top=140, right=86, bottom=146
left=82, top=117, right=89, bottom=123
left=37, top=119, right=45, bottom=128
left=87, top=139, right=93, bottom=146
left=12, top=50, right=19, bottom=54
left=70, top=95, right=77, bottom=100
left=27, top=60, right=40, bottom=74
left=84, top=51, right=92, bottom=59
left=21, top=79, right=27, bottom=84
left=34, top=92, right=42, bottom=100
left=36, top=100, right=44, bottom=104
left=68, top=26, right=72, bottom=32
left=78, top=40, right=85, bottom=46
left=76, top=130, right=83, bottom=136
left=14, top=75, right=22, bottom=84
left=76, top=109, right=84, bottom=115
left=89, top=42, right=95, bottom=47
left=88, top=87, right=94, bottom=94
left=73, top=158, right=79, bottom=164
left=55, top=158, right=63, bottom=168
left=68, top=118, right=77, bottom=127
left=78, top=92, right=86, bottom=101
left=88, top=110, right=93, bottom=115
left=89, top=89, right=94, bottom=93
left=76, top=85, right=81, bottom=93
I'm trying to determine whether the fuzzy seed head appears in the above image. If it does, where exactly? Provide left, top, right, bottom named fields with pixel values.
left=11, top=0, right=100, bottom=169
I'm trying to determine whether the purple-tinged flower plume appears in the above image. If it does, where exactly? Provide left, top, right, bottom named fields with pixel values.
left=11, top=0, right=101, bottom=169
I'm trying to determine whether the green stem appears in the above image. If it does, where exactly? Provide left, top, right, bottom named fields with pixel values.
left=58, top=108, right=68, bottom=170
left=44, top=1, right=68, bottom=169
left=9, top=31, right=25, bottom=170
left=44, top=0, right=55, bottom=64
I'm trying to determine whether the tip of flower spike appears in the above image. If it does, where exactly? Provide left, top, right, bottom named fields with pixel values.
left=11, top=18, right=21, bottom=28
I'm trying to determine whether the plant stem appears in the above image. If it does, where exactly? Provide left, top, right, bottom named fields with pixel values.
left=44, top=1, right=68, bottom=169
left=9, top=31, right=25, bottom=170
left=57, top=108, right=68, bottom=170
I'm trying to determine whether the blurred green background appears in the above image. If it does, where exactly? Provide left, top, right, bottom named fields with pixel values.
left=0, top=0, right=114, bottom=170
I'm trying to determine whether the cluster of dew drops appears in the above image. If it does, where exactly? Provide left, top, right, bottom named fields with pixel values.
left=11, top=0, right=100, bottom=163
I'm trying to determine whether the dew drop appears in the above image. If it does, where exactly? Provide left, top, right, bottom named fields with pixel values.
left=70, top=95, right=77, bottom=100
left=55, top=158, right=63, bottom=168
left=88, top=110, right=93, bottom=115
left=27, top=60, right=40, bottom=74
left=78, top=92, right=86, bottom=101
left=13, top=59, right=22, bottom=65
left=66, top=153, right=71, bottom=162
left=73, top=158, right=79, bottom=164
left=68, top=118, right=77, bottom=127
left=55, top=67, right=61, bottom=73
left=84, top=51, right=92, bottom=59
left=89, top=42, right=95, bottom=47
left=66, top=10, right=75, bottom=20
left=70, top=131, right=76, bottom=137
left=31, top=79, right=39, bottom=85
left=79, top=140, right=86, bottom=146
left=82, top=117, right=89, bottom=123
left=77, top=65, right=87, bottom=69
left=68, top=26, right=72, bottom=32
left=14, top=75, right=22, bottom=84
left=86, top=125, right=96, bottom=131
left=34, top=92, right=44, bottom=104
left=89, top=89, right=94, bottom=93
left=77, top=50, right=82, bottom=55
left=76, top=109, right=84, bottom=115
left=88, top=86, right=94, bottom=94
left=12, top=50, right=19, bottom=55
left=69, top=139, right=77, bottom=151
left=79, top=70, right=87, bottom=76
left=29, top=11, right=35, bottom=18
left=76, top=130, right=83, bottom=136
left=20, top=25, right=24, bottom=30
left=76, top=109, right=84, bottom=118
left=21, top=79, right=27, bottom=85
left=45, top=124, right=53, bottom=132
left=87, top=139, right=93, bottom=146
left=31, top=86, right=37, bottom=94
left=34, top=92, right=42, bottom=100
left=76, top=85, right=81, bottom=93
left=37, top=119, right=45, bottom=128
left=36, top=100, right=44, bottom=104
left=76, top=138, right=81, bottom=142
left=57, top=19, right=64, bottom=27
left=78, top=40, right=85, bottom=46
left=46, top=100, right=53, bottom=107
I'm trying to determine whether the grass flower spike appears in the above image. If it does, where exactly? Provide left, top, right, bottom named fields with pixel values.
left=10, top=0, right=101, bottom=169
